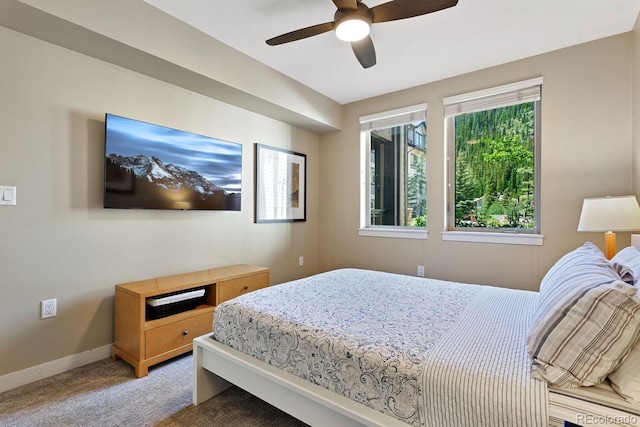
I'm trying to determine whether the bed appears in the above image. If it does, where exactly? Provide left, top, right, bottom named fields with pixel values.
left=193, top=243, right=640, bottom=427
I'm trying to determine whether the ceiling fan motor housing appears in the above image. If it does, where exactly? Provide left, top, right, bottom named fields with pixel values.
left=334, top=2, right=373, bottom=25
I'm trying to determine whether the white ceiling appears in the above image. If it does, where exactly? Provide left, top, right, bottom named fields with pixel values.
left=144, top=0, right=640, bottom=105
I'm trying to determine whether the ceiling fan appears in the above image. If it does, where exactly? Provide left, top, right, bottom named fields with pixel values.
left=266, top=0, right=458, bottom=69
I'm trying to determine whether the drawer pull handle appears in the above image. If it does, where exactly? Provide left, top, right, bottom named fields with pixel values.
left=182, top=330, right=188, bottom=336
left=243, top=285, right=249, bottom=291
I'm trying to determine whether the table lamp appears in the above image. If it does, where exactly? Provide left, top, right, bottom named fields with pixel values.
left=577, top=195, right=640, bottom=259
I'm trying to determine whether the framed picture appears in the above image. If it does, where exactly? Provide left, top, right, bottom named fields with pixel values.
left=255, top=144, right=306, bottom=223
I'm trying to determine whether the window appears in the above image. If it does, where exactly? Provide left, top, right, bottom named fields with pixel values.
left=359, top=104, right=427, bottom=239
left=443, top=78, right=543, bottom=245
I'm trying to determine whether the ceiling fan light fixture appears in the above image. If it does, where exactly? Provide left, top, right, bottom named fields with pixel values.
left=335, top=16, right=371, bottom=42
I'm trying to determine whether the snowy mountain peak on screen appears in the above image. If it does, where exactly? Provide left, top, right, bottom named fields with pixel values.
left=107, top=154, right=226, bottom=195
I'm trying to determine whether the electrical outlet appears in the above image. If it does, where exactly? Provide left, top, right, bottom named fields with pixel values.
left=298, top=256, right=304, bottom=266
left=41, top=299, right=57, bottom=319
left=417, top=266, right=425, bottom=277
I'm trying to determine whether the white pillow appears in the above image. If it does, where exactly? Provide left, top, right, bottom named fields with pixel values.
left=609, top=339, right=640, bottom=402
left=612, top=246, right=640, bottom=285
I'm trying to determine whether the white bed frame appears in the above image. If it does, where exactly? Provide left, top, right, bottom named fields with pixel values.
left=548, top=386, right=640, bottom=427
left=193, top=334, right=412, bottom=426
left=193, top=334, right=640, bottom=427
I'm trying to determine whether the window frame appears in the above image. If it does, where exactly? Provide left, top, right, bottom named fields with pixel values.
left=443, top=78, right=544, bottom=246
left=358, top=103, right=428, bottom=240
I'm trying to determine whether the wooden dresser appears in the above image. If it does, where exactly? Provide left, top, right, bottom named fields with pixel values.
left=112, top=264, right=270, bottom=377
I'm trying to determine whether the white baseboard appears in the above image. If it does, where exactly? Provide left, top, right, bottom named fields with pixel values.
left=0, top=344, right=113, bottom=393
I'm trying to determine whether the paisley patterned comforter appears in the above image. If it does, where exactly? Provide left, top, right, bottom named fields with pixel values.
left=213, top=268, right=548, bottom=426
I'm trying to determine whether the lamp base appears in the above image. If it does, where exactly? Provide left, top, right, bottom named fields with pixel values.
left=604, top=231, right=616, bottom=260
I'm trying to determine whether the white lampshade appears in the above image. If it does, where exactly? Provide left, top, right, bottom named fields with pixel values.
left=577, top=195, right=640, bottom=232
left=335, top=17, right=370, bottom=42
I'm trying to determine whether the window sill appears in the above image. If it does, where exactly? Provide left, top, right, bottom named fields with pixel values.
left=358, top=227, right=428, bottom=240
left=441, top=231, right=544, bottom=246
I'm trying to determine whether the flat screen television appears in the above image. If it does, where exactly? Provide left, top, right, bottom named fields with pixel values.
left=104, top=114, right=242, bottom=210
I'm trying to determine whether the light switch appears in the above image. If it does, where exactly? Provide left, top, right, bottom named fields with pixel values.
left=0, top=186, right=16, bottom=206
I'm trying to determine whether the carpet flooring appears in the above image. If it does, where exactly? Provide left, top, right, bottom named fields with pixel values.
left=0, top=353, right=308, bottom=426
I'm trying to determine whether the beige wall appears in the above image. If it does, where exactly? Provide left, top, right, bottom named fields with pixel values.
left=0, top=26, right=320, bottom=375
left=0, top=0, right=342, bottom=134
left=319, top=34, right=635, bottom=291
left=634, top=14, right=640, bottom=195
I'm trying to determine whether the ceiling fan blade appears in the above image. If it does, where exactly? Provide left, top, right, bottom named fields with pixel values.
left=266, top=22, right=334, bottom=46
left=351, top=35, right=376, bottom=68
left=371, top=0, right=458, bottom=23
left=333, top=0, right=358, bottom=10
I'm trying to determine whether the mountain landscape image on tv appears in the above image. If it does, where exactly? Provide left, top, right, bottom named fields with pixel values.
left=104, top=114, right=242, bottom=210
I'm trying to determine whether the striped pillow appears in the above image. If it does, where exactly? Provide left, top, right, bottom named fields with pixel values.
left=612, top=262, right=635, bottom=285
left=527, top=242, right=640, bottom=387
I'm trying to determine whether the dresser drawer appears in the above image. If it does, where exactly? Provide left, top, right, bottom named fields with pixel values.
left=145, top=312, right=213, bottom=359
left=218, top=272, right=268, bottom=303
